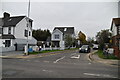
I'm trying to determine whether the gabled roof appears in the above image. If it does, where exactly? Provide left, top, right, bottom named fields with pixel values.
left=0, top=34, right=15, bottom=39
left=2, top=16, right=25, bottom=27
left=111, top=18, right=120, bottom=30
left=54, top=27, right=74, bottom=35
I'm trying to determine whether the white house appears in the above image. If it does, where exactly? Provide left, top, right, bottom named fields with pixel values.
left=0, top=12, right=37, bottom=52
left=51, top=26, right=75, bottom=50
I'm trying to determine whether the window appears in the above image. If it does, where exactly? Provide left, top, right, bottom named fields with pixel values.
left=8, top=27, right=11, bottom=34
left=54, top=34, right=59, bottom=39
left=0, top=28, right=2, bottom=34
left=29, top=31, right=31, bottom=36
left=5, top=40, right=11, bottom=47
left=24, top=29, right=28, bottom=37
left=29, top=21, right=32, bottom=27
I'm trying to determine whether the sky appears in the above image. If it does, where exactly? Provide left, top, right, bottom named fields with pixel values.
left=0, top=0, right=119, bottom=38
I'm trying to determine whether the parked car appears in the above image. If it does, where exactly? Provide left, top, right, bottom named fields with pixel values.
left=93, top=44, right=99, bottom=50
left=103, top=48, right=114, bottom=56
left=79, top=45, right=91, bottom=53
left=107, top=48, right=114, bottom=54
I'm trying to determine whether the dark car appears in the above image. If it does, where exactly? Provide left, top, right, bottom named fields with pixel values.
left=79, top=45, right=91, bottom=53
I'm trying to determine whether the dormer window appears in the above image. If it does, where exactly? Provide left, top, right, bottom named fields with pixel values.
left=54, top=34, right=59, bottom=39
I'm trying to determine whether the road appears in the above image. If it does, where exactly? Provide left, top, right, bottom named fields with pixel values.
left=2, top=49, right=118, bottom=78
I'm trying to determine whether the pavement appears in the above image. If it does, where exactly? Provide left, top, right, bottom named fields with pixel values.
left=87, top=50, right=120, bottom=67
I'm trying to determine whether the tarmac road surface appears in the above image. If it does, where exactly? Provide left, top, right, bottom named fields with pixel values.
left=2, top=49, right=118, bottom=78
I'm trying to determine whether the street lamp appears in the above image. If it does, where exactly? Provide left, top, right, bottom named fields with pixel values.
left=25, top=0, right=30, bottom=55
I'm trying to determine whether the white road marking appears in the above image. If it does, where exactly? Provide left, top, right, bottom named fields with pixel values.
left=88, top=63, right=91, bottom=64
left=53, top=56, right=65, bottom=63
left=84, top=73, right=100, bottom=76
left=42, top=69, right=53, bottom=72
left=84, top=73, right=117, bottom=78
left=71, top=55, right=80, bottom=59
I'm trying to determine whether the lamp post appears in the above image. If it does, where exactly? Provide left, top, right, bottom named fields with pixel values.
left=25, top=0, right=30, bottom=55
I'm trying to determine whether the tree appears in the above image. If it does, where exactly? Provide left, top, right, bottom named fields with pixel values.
left=87, top=37, right=95, bottom=46
left=77, top=31, right=87, bottom=44
left=32, top=29, right=51, bottom=41
left=96, top=29, right=112, bottom=50
left=64, top=34, right=75, bottom=48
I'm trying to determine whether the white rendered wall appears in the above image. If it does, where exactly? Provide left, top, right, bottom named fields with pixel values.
left=111, top=23, right=117, bottom=36
left=14, top=17, right=32, bottom=40
left=51, top=29, right=63, bottom=41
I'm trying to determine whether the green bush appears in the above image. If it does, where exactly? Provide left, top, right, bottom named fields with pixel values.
left=96, top=50, right=119, bottom=60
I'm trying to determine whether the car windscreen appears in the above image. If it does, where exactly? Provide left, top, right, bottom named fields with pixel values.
left=81, top=45, right=88, bottom=49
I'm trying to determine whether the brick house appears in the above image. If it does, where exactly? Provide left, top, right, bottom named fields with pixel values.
left=111, top=18, right=120, bottom=58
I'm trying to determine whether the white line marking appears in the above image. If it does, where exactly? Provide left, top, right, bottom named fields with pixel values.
left=71, top=55, right=80, bottom=59
left=84, top=73, right=117, bottom=78
left=53, top=56, right=65, bottom=63
left=88, top=63, right=91, bottom=64
left=84, top=73, right=100, bottom=76
left=42, top=69, right=53, bottom=72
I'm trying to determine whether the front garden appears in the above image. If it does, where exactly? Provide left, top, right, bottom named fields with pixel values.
left=95, top=50, right=119, bottom=60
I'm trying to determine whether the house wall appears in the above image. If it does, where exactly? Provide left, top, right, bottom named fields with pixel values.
left=0, top=17, right=37, bottom=52
left=118, top=1, right=120, bottom=17
left=3, top=27, right=8, bottom=34
left=51, top=29, right=63, bottom=41
left=0, top=39, right=4, bottom=47
left=14, top=17, right=32, bottom=40
left=2, top=26, right=14, bottom=35
left=51, top=29, right=65, bottom=49
left=111, top=23, right=117, bottom=36
left=112, top=32, right=120, bottom=58
left=0, top=46, right=15, bottom=52
left=0, top=39, right=15, bottom=52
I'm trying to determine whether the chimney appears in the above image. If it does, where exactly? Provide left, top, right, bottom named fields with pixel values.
left=3, top=12, right=10, bottom=19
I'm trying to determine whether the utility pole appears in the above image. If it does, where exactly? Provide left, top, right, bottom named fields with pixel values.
left=25, top=0, right=30, bottom=55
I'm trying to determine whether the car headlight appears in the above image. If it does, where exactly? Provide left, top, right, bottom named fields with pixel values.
left=79, top=48, right=81, bottom=50
left=85, top=48, right=88, bottom=50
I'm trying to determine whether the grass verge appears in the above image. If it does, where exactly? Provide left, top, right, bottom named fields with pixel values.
left=95, top=50, right=119, bottom=60
left=27, top=48, right=78, bottom=55
left=28, top=49, right=63, bottom=55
